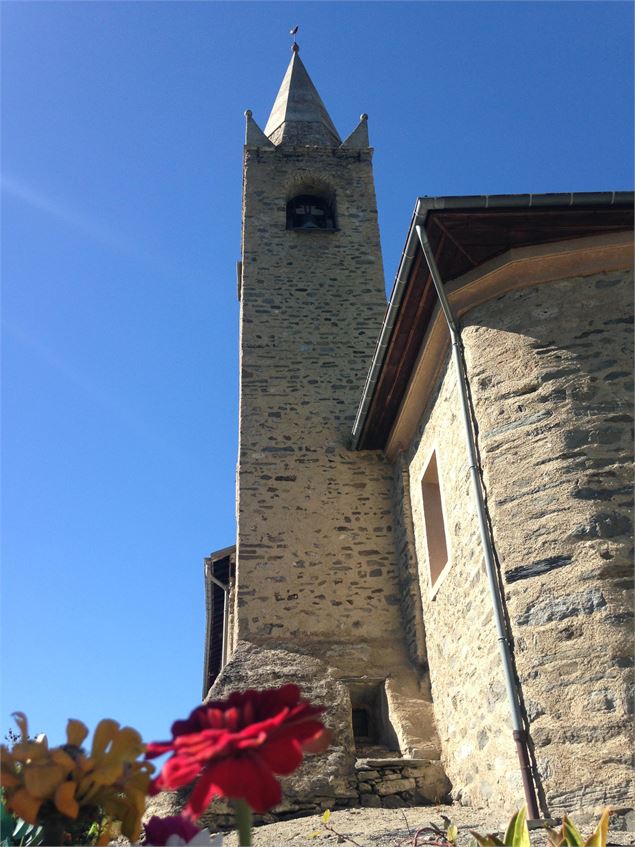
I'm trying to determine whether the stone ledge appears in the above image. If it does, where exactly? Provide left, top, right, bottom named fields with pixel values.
left=355, top=757, right=431, bottom=769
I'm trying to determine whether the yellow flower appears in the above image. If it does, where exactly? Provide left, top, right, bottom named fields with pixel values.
left=2, top=712, right=154, bottom=842
left=1, top=713, right=71, bottom=824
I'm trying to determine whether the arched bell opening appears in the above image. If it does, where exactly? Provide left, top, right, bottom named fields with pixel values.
left=285, top=177, right=337, bottom=232
left=286, top=193, right=336, bottom=231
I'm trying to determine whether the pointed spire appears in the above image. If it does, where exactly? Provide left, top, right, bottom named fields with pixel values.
left=264, top=44, right=341, bottom=147
left=244, top=109, right=274, bottom=147
left=340, top=114, right=369, bottom=149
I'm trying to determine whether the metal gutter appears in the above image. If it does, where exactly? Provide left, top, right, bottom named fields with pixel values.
left=416, top=222, right=540, bottom=819
left=350, top=190, right=634, bottom=450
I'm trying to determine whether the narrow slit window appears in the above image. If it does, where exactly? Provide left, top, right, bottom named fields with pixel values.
left=421, top=451, right=449, bottom=589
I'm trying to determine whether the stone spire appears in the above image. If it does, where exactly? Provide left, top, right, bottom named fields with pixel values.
left=264, top=44, right=342, bottom=147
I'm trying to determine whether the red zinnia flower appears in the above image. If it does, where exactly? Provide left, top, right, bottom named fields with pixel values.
left=146, top=684, right=330, bottom=816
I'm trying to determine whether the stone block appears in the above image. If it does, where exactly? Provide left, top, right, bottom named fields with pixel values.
left=377, top=778, right=415, bottom=796
left=355, top=758, right=408, bottom=768
left=356, top=769, right=380, bottom=779
left=203, top=643, right=356, bottom=819
left=402, top=766, right=428, bottom=778
left=516, top=588, right=607, bottom=626
left=414, top=763, right=453, bottom=803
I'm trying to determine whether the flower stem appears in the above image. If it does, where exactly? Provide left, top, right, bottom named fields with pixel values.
left=235, top=798, right=253, bottom=846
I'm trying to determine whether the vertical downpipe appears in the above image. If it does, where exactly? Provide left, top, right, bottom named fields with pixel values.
left=415, top=224, right=540, bottom=820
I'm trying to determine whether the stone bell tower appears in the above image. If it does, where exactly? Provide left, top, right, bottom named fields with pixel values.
left=203, top=44, right=448, bottom=822
left=236, top=44, right=401, bottom=652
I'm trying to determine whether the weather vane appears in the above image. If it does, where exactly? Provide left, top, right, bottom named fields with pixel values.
left=289, top=25, right=299, bottom=45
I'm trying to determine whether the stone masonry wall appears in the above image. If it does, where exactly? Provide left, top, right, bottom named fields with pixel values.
left=238, top=144, right=407, bottom=658
left=392, top=455, right=428, bottom=671
left=406, top=268, right=633, bottom=818
left=406, top=352, right=521, bottom=813
left=463, top=268, right=634, bottom=818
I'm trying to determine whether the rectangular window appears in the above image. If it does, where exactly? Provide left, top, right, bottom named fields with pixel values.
left=421, top=451, right=449, bottom=590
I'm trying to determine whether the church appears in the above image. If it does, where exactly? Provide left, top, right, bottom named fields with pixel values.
left=202, top=44, right=634, bottom=828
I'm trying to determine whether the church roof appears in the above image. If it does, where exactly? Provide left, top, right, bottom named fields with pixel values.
left=352, top=191, right=634, bottom=451
left=264, top=45, right=341, bottom=147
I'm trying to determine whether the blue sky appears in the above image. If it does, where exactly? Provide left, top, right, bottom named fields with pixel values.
left=2, top=1, right=633, bottom=747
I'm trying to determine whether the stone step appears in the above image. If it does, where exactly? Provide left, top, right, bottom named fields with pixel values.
left=354, top=757, right=451, bottom=806
left=355, top=757, right=441, bottom=769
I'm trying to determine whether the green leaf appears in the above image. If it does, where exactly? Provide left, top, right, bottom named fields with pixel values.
left=0, top=804, right=42, bottom=847
left=308, top=832, right=322, bottom=839
left=0, top=803, right=16, bottom=843
left=503, top=807, right=530, bottom=847
left=583, top=809, right=609, bottom=847
left=322, top=810, right=331, bottom=824
left=562, top=815, right=584, bottom=847
left=447, top=824, right=458, bottom=843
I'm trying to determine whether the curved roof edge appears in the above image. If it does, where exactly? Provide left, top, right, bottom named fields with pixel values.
left=351, top=191, right=635, bottom=451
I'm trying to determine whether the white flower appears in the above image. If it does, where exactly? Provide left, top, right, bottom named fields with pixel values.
left=164, top=829, right=223, bottom=846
